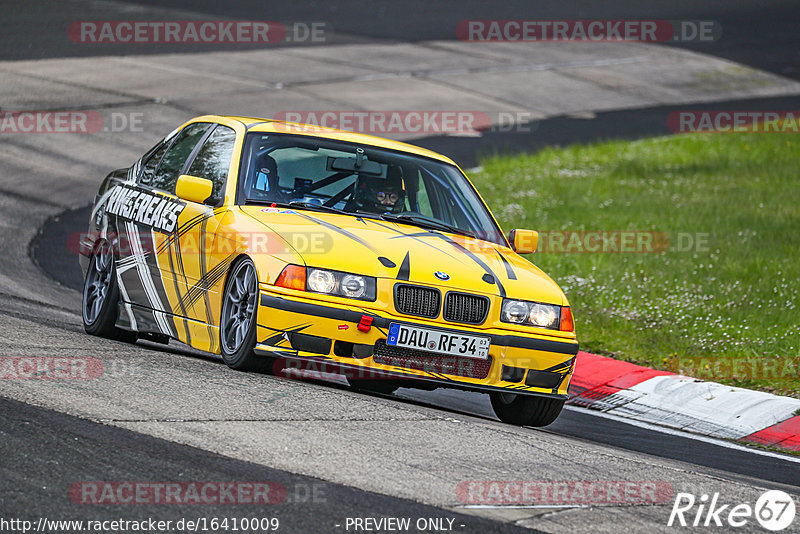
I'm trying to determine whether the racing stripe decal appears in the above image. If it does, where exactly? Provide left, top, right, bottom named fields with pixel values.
left=166, top=219, right=193, bottom=304
left=117, top=255, right=137, bottom=272
left=258, top=323, right=312, bottom=346
left=198, top=218, right=216, bottom=350
left=155, top=210, right=214, bottom=256
left=397, top=252, right=411, bottom=281
left=133, top=223, right=174, bottom=336
left=114, top=261, right=138, bottom=330
left=100, top=212, right=137, bottom=330
left=262, top=331, right=289, bottom=346
left=115, top=252, right=140, bottom=327
left=543, top=357, right=574, bottom=374
left=366, top=220, right=463, bottom=262
left=180, top=253, right=236, bottom=310
left=294, top=212, right=379, bottom=253
left=125, top=221, right=174, bottom=336
left=162, top=229, right=192, bottom=344
left=495, top=249, right=517, bottom=280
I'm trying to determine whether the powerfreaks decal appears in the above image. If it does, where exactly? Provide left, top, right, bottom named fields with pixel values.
left=104, top=185, right=186, bottom=233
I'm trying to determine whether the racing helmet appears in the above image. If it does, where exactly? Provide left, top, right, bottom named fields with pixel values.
left=351, top=165, right=406, bottom=214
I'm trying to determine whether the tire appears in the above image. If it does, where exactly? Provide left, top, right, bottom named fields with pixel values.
left=82, top=240, right=137, bottom=343
left=219, top=257, right=264, bottom=371
left=490, top=392, right=564, bottom=427
left=347, top=378, right=400, bottom=395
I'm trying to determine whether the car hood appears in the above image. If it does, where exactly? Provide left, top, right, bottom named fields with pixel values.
left=239, top=206, right=567, bottom=305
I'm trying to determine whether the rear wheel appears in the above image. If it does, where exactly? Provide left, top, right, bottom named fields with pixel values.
left=220, top=258, right=264, bottom=371
left=82, top=240, right=137, bottom=343
left=490, top=392, right=564, bottom=427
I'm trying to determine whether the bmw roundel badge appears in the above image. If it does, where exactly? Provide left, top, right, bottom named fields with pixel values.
left=434, top=271, right=450, bottom=281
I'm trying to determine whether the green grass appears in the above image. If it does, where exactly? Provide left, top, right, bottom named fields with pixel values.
left=472, top=133, right=800, bottom=397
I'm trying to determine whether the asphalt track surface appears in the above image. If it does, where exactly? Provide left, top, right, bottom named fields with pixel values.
left=1, top=396, right=527, bottom=533
left=2, top=0, right=798, bottom=82
left=4, top=1, right=800, bottom=532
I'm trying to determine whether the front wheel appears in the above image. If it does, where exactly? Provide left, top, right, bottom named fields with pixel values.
left=220, top=257, right=263, bottom=371
left=82, top=240, right=137, bottom=343
left=490, top=392, right=564, bottom=427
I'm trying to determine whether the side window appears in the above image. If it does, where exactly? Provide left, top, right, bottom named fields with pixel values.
left=139, top=143, right=169, bottom=185
left=150, top=123, right=210, bottom=193
left=187, top=126, right=236, bottom=197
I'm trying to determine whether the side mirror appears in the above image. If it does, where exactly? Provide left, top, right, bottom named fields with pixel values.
left=508, top=229, right=538, bottom=254
left=176, top=175, right=215, bottom=205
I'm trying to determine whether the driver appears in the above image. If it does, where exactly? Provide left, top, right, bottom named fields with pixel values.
left=346, top=165, right=406, bottom=214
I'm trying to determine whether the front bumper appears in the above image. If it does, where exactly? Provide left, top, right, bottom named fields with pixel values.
left=255, top=289, right=578, bottom=398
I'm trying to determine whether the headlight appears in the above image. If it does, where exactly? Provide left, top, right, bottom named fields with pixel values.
left=529, top=303, right=558, bottom=328
left=501, top=299, right=561, bottom=329
left=306, top=268, right=376, bottom=301
left=341, top=274, right=367, bottom=298
left=308, top=269, right=336, bottom=293
left=502, top=300, right=529, bottom=323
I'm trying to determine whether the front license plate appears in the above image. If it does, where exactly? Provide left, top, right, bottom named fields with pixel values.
left=387, top=323, right=490, bottom=359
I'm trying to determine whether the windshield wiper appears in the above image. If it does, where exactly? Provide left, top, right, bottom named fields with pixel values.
left=287, top=201, right=349, bottom=215
left=243, top=199, right=346, bottom=215
left=381, top=213, right=476, bottom=238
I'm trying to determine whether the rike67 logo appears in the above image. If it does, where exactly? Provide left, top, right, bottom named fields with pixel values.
left=669, top=490, right=796, bottom=531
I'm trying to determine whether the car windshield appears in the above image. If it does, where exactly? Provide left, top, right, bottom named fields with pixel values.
left=238, top=133, right=506, bottom=245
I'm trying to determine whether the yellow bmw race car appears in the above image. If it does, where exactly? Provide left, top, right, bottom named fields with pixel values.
left=80, top=115, right=578, bottom=427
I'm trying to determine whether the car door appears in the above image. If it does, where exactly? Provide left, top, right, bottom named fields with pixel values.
left=157, top=123, right=238, bottom=352
left=113, top=121, right=212, bottom=338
